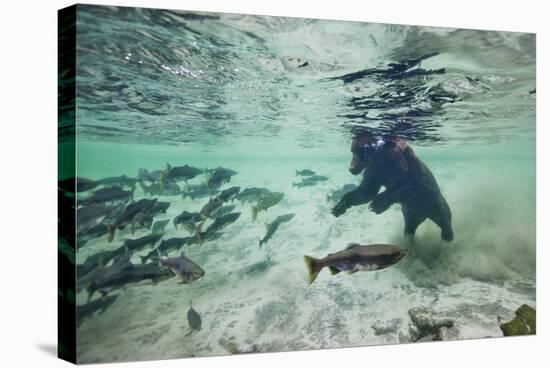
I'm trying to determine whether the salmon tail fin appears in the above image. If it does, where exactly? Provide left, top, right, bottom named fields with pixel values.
left=183, top=181, right=191, bottom=197
left=251, top=206, right=258, bottom=221
left=107, top=225, right=115, bottom=243
left=304, top=255, right=322, bottom=285
left=183, top=222, right=197, bottom=235
left=159, top=173, right=166, bottom=193
left=155, top=248, right=163, bottom=266
left=196, top=231, right=205, bottom=245
left=129, top=182, right=136, bottom=202
left=138, top=180, right=148, bottom=195
left=87, top=282, right=97, bottom=302
left=197, top=219, right=206, bottom=234
left=192, top=220, right=206, bottom=244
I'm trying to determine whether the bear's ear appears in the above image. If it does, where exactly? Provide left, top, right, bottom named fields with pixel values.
left=353, top=129, right=376, bottom=142
left=352, top=135, right=373, bottom=151
left=385, top=134, right=400, bottom=143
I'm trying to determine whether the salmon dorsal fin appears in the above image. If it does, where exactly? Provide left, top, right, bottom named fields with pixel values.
left=346, top=243, right=361, bottom=249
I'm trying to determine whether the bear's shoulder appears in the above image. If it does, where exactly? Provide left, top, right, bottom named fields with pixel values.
left=371, top=140, right=411, bottom=173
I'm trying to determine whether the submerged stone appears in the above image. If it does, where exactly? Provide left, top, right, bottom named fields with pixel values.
left=408, top=307, right=454, bottom=342
left=371, top=318, right=402, bottom=336
left=499, top=304, right=536, bottom=336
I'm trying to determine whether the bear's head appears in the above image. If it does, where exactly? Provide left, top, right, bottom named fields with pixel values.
left=349, top=133, right=387, bottom=175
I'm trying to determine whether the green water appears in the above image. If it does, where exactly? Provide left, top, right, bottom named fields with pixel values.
left=70, top=5, right=535, bottom=363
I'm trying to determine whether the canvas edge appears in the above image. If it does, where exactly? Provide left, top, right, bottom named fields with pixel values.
left=58, top=3, right=77, bottom=365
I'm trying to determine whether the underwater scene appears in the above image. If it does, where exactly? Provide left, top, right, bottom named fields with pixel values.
left=65, top=5, right=536, bottom=364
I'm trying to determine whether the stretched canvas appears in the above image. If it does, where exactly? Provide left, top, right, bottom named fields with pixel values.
left=58, top=4, right=536, bottom=364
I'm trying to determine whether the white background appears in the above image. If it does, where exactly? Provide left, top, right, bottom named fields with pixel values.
left=0, top=0, right=546, bottom=367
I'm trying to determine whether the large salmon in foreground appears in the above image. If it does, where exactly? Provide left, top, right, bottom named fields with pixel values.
left=304, top=243, right=408, bottom=284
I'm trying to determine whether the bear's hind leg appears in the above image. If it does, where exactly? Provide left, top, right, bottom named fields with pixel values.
left=430, top=212, right=454, bottom=242
left=403, top=210, right=426, bottom=245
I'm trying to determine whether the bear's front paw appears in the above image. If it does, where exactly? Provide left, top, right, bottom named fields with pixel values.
left=331, top=201, right=347, bottom=217
left=369, top=195, right=390, bottom=214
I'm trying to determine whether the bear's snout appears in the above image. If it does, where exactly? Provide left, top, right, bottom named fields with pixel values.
left=349, top=160, right=364, bottom=175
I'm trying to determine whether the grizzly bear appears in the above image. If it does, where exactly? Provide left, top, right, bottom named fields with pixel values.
left=331, top=133, right=453, bottom=242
